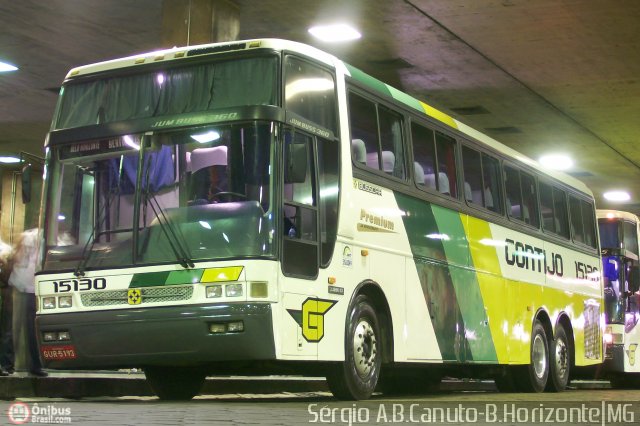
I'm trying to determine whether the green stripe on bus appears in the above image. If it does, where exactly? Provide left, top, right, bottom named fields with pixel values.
left=166, top=269, right=204, bottom=285
left=345, top=64, right=392, bottom=97
left=130, top=271, right=170, bottom=288
left=432, top=207, right=498, bottom=362
left=394, top=192, right=472, bottom=361
left=387, top=86, right=424, bottom=113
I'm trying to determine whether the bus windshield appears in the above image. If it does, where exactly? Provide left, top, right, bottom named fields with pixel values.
left=44, top=122, right=275, bottom=271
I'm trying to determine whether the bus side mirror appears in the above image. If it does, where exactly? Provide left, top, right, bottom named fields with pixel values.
left=285, top=142, right=308, bottom=184
left=21, top=163, right=32, bottom=204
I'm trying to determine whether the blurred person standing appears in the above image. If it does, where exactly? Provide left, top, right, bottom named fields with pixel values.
left=0, top=237, right=13, bottom=376
left=8, top=229, right=47, bottom=377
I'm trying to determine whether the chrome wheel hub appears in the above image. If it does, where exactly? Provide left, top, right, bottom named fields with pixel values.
left=532, top=334, right=547, bottom=379
left=555, top=338, right=568, bottom=377
left=353, top=319, right=377, bottom=378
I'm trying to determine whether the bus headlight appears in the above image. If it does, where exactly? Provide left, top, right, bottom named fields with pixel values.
left=225, top=283, right=243, bottom=297
left=206, top=285, right=223, bottom=298
left=58, top=296, right=73, bottom=308
left=43, top=331, right=58, bottom=342
left=42, top=297, right=56, bottom=309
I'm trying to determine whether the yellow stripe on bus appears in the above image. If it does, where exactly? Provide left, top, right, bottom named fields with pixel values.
left=201, top=266, right=244, bottom=283
left=420, top=101, right=458, bottom=129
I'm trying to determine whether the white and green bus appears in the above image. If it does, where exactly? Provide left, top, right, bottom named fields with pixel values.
left=597, top=210, right=640, bottom=388
left=36, top=39, right=603, bottom=400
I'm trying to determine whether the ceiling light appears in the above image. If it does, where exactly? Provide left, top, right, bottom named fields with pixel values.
left=0, top=61, right=18, bottom=72
left=190, top=130, right=220, bottom=144
left=539, top=153, right=573, bottom=171
left=0, top=156, right=20, bottom=164
left=308, top=24, right=361, bottom=42
left=603, top=191, right=631, bottom=202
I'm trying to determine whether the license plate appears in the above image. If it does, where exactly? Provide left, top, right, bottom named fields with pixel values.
left=41, top=345, right=77, bottom=360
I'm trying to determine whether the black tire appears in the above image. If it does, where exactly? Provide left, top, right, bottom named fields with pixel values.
left=547, top=324, right=570, bottom=392
left=326, top=294, right=382, bottom=400
left=516, top=320, right=549, bottom=393
left=144, top=367, right=206, bottom=400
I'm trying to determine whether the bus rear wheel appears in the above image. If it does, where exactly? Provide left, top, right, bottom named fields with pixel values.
left=516, top=320, right=549, bottom=393
left=326, top=294, right=382, bottom=400
left=144, top=366, right=206, bottom=400
left=547, top=324, right=570, bottom=392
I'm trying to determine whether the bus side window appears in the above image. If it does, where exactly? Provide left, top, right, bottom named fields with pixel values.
left=435, top=132, right=458, bottom=198
left=348, top=92, right=405, bottom=180
left=378, top=106, right=405, bottom=179
left=569, top=196, right=597, bottom=248
left=348, top=93, right=379, bottom=170
left=410, top=122, right=436, bottom=190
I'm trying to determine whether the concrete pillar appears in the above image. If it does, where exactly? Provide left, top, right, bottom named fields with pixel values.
left=0, top=171, right=25, bottom=245
left=162, top=0, right=239, bottom=48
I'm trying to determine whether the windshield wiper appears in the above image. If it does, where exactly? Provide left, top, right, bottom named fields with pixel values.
left=140, top=155, right=194, bottom=269
left=75, top=165, right=120, bottom=277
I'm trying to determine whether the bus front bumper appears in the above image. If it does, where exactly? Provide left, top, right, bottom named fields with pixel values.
left=36, top=303, right=276, bottom=369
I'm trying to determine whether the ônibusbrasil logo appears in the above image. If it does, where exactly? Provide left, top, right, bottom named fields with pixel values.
left=6, top=402, right=71, bottom=424
left=7, top=402, right=30, bottom=424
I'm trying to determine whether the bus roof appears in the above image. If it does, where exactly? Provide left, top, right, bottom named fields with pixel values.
left=597, top=209, right=640, bottom=223
left=65, top=38, right=592, bottom=197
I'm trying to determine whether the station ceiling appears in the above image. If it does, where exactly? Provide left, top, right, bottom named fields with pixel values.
left=1, top=0, right=639, bottom=214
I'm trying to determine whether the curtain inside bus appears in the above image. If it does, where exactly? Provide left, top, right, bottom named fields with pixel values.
left=54, top=56, right=277, bottom=130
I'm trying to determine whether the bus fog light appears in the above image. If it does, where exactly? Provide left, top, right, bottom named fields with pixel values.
left=58, top=296, right=73, bottom=308
left=209, top=323, right=226, bottom=334
left=227, top=321, right=244, bottom=332
left=206, top=285, right=223, bottom=298
left=43, top=297, right=56, bottom=309
left=250, top=281, right=268, bottom=298
left=58, top=331, right=71, bottom=341
left=43, top=332, right=58, bottom=342
left=225, top=284, right=243, bottom=297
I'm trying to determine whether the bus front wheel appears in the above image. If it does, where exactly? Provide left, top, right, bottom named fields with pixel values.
left=326, top=294, right=382, bottom=400
left=144, top=366, right=206, bottom=400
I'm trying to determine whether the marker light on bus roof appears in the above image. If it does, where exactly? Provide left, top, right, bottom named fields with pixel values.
left=538, top=153, right=573, bottom=171
left=603, top=191, right=631, bottom=202
left=190, top=130, right=220, bottom=143
left=308, top=24, right=361, bottom=42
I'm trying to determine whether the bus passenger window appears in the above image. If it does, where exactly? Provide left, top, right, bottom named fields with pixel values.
left=539, top=182, right=569, bottom=239
left=410, top=122, right=436, bottom=190
left=348, top=93, right=379, bottom=169
left=435, top=132, right=457, bottom=198
left=348, top=92, right=405, bottom=180
left=505, top=166, right=538, bottom=227
left=569, top=196, right=597, bottom=247
left=378, top=106, right=405, bottom=179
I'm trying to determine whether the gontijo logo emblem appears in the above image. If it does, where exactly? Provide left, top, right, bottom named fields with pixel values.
left=127, top=289, right=142, bottom=305
left=287, top=298, right=337, bottom=342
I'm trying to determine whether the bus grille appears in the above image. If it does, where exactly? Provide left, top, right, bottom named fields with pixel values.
left=583, top=302, right=601, bottom=359
left=80, top=286, right=194, bottom=307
